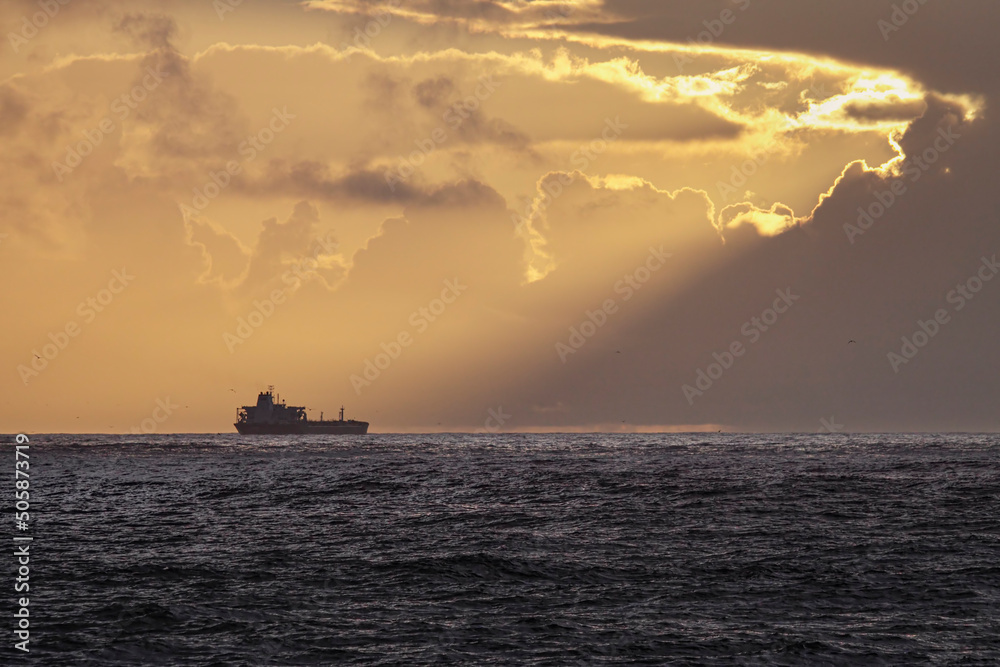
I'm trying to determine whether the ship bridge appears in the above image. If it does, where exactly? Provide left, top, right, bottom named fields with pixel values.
left=236, top=387, right=307, bottom=425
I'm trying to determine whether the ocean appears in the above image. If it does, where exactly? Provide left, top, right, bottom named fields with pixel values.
left=16, top=433, right=1000, bottom=664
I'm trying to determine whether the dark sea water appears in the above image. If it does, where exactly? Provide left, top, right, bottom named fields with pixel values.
left=14, top=433, right=1000, bottom=665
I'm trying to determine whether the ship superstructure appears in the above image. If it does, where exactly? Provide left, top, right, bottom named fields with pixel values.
left=234, top=387, right=369, bottom=434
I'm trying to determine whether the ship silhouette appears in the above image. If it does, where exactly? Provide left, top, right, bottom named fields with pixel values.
left=234, top=387, right=369, bottom=435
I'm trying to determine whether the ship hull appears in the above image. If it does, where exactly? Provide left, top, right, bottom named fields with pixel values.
left=235, top=421, right=369, bottom=435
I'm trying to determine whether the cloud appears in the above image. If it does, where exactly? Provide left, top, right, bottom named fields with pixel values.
left=720, top=202, right=796, bottom=237
left=113, top=12, right=178, bottom=51
left=843, top=96, right=928, bottom=124
left=2, top=0, right=999, bottom=432
left=187, top=218, right=250, bottom=286
left=250, top=161, right=426, bottom=203
left=344, top=178, right=524, bottom=301
left=308, top=0, right=616, bottom=33
left=0, top=85, right=29, bottom=135
left=236, top=201, right=345, bottom=294
left=413, top=76, right=456, bottom=108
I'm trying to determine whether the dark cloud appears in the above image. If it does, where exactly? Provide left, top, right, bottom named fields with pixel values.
left=249, top=160, right=426, bottom=203
left=113, top=12, right=178, bottom=51
left=585, top=1, right=1000, bottom=96
left=0, top=85, right=28, bottom=136
left=451, top=109, right=534, bottom=149
left=413, top=76, right=456, bottom=108
left=893, top=95, right=969, bottom=172
left=127, top=48, right=249, bottom=164
left=844, top=97, right=928, bottom=123
left=480, top=102, right=1000, bottom=431
left=329, top=0, right=612, bottom=26
left=363, top=72, right=404, bottom=111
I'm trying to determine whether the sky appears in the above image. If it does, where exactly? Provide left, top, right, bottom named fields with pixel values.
left=1, top=0, right=998, bottom=433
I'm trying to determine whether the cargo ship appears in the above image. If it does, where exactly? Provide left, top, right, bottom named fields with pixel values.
left=234, top=387, right=369, bottom=435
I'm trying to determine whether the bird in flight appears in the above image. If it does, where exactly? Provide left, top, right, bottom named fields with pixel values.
left=848, top=340, right=856, bottom=344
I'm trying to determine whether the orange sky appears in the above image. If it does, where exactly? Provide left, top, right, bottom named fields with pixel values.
left=2, top=0, right=998, bottom=433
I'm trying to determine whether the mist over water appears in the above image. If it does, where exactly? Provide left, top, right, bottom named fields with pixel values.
left=24, top=433, right=1000, bottom=664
